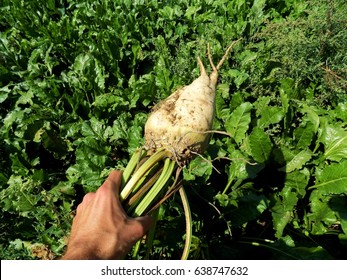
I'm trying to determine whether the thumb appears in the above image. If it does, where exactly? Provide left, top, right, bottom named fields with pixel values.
left=134, top=215, right=154, bottom=235
left=114, top=215, right=154, bottom=260
left=125, top=215, right=154, bottom=242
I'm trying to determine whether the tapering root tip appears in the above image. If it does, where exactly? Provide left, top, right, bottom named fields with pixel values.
left=199, top=39, right=242, bottom=79
left=207, top=43, right=217, bottom=72
left=215, top=39, right=242, bottom=71
left=197, top=57, right=207, bottom=76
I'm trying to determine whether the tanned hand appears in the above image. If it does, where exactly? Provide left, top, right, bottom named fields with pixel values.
left=62, top=170, right=153, bottom=260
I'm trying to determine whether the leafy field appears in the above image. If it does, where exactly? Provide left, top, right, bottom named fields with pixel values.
left=1, top=0, right=347, bottom=259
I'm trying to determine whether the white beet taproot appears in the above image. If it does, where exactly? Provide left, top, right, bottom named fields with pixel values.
left=144, top=43, right=237, bottom=163
left=119, top=41, right=238, bottom=259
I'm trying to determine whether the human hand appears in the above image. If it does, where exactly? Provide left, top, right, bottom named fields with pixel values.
left=62, top=170, right=153, bottom=260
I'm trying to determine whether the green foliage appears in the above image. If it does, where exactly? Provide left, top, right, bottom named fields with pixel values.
left=1, top=0, right=346, bottom=259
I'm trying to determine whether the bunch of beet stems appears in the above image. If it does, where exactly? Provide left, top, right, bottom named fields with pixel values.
left=119, top=41, right=239, bottom=259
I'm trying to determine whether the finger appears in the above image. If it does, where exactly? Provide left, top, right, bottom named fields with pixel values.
left=95, top=170, right=126, bottom=216
left=99, top=170, right=123, bottom=196
left=76, top=192, right=95, bottom=213
left=83, top=192, right=96, bottom=204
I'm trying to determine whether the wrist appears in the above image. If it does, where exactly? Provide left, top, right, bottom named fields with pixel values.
left=62, top=240, right=99, bottom=260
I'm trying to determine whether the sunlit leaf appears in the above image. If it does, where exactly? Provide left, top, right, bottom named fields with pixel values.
left=279, top=149, right=312, bottom=173
left=312, top=161, right=347, bottom=194
left=225, top=102, right=252, bottom=144
left=249, top=127, right=272, bottom=163
left=257, top=106, right=284, bottom=128
left=320, top=125, right=347, bottom=162
left=154, top=56, right=172, bottom=92
left=293, top=122, right=315, bottom=149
